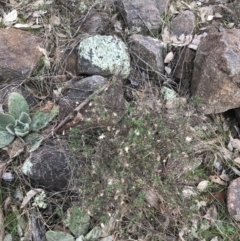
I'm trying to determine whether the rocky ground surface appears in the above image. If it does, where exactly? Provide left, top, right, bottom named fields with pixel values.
left=1, top=0, right=240, bottom=240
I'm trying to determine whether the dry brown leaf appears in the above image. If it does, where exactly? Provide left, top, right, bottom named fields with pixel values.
left=214, top=13, right=222, bottom=18
left=7, top=138, right=24, bottom=158
left=209, top=191, right=226, bottom=203
left=233, top=157, right=240, bottom=165
left=164, top=51, right=174, bottom=63
left=4, top=197, right=11, bottom=212
left=161, top=27, right=171, bottom=43
left=0, top=163, right=6, bottom=179
left=51, top=15, right=61, bottom=26
left=203, top=204, right=217, bottom=222
left=210, top=175, right=227, bottom=186
left=230, top=136, right=240, bottom=151
left=197, top=180, right=209, bottom=192
left=20, top=189, right=43, bottom=209
left=218, top=146, right=232, bottom=160
left=219, top=172, right=230, bottom=182
left=37, top=46, right=50, bottom=68
left=144, top=189, right=159, bottom=209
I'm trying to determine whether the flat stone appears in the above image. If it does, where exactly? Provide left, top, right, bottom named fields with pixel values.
left=81, top=12, right=112, bottom=34
left=81, top=78, right=127, bottom=127
left=59, top=75, right=106, bottom=119
left=170, top=10, right=195, bottom=36
left=65, top=206, right=90, bottom=237
left=129, top=34, right=164, bottom=76
left=0, top=28, right=43, bottom=82
left=46, top=231, right=74, bottom=241
left=191, top=29, right=240, bottom=114
left=78, top=35, right=130, bottom=79
left=116, top=0, right=169, bottom=34
left=22, top=144, right=72, bottom=190
left=227, top=177, right=240, bottom=221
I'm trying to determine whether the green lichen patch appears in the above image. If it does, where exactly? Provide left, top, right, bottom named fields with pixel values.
left=78, top=35, right=130, bottom=79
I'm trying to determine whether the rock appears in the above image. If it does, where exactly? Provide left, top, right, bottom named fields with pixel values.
left=59, top=75, right=106, bottom=119
left=214, top=5, right=238, bottom=26
left=81, top=79, right=127, bottom=127
left=173, top=48, right=195, bottom=93
left=81, top=12, right=112, bottom=34
left=78, top=35, right=130, bottom=79
left=129, top=34, right=164, bottom=76
left=191, top=29, right=240, bottom=114
left=0, top=28, right=43, bottom=82
left=116, top=0, right=169, bottom=34
left=46, top=231, right=74, bottom=241
left=170, top=10, right=195, bottom=36
left=56, top=47, right=78, bottom=76
left=65, top=206, right=90, bottom=237
left=22, top=144, right=72, bottom=190
left=227, top=177, right=240, bottom=221
left=3, top=234, right=12, bottom=241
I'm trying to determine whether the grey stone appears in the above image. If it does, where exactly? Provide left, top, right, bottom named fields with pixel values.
left=191, top=29, right=240, bottom=114
left=81, top=12, right=112, bottom=34
left=59, top=75, right=106, bottom=119
left=129, top=34, right=164, bottom=76
left=65, top=206, right=90, bottom=237
left=116, top=0, right=169, bottom=34
left=78, top=35, right=130, bottom=79
left=0, top=28, right=43, bottom=82
left=46, top=231, right=74, bottom=241
left=170, top=10, right=195, bottom=36
left=227, top=177, right=240, bottom=221
left=22, top=144, right=72, bottom=190
left=80, top=79, right=127, bottom=127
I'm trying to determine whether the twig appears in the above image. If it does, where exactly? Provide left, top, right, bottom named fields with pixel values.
left=0, top=207, right=4, bottom=241
left=54, top=82, right=111, bottom=133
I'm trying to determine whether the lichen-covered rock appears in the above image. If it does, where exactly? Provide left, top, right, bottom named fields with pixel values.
left=78, top=35, right=130, bottom=79
left=46, top=231, right=74, bottom=241
left=191, top=29, right=240, bottom=114
left=116, top=0, right=169, bottom=34
left=64, top=206, right=90, bottom=237
left=0, top=28, right=43, bottom=82
left=227, top=177, right=240, bottom=221
left=22, top=144, right=72, bottom=190
left=129, top=34, right=164, bottom=76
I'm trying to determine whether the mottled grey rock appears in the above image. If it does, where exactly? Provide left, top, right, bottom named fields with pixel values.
left=46, top=231, right=74, bottom=241
left=22, top=144, right=72, bottom=190
left=78, top=35, right=130, bottom=79
left=0, top=28, right=43, bottom=82
left=227, top=177, right=240, bottom=221
left=191, top=29, right=240, bottom=114
left=81, top=12, right=112, bottom=34
left=116, top=0, right=169, bottom=34
left=129, top=34, right=164, bottom=76
left=170, top=10, right=195, bottom=36
left=81, top=79, right=127, bottom=127
left=59, top=75, right=106, bottom=119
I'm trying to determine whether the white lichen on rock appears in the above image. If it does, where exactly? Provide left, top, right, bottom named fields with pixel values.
left=21, top=157, right=33, bottom=175
left=78, top=35, right=130, bottom=79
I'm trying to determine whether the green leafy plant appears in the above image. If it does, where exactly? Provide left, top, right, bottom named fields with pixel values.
left=0, top=92, right=59, bottom=150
